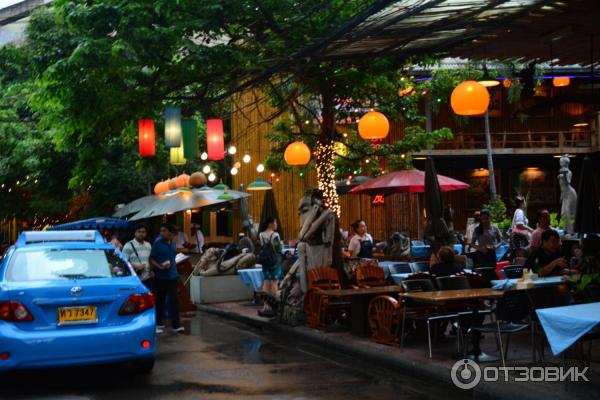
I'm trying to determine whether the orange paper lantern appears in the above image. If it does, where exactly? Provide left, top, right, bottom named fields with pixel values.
left=189, top=172, right=207, bottom=187
left=450, top=81, right=490, bottom=116
left=553, top=77, right=570, bottom=87
left=502, top=78, right=512, bottom=88
left=177, top=173, right=190, bottom=187
left=138, top=119, right=155, bottom=157
left=154, top=180, right=168, bottom=195
left=168, top=178, right=178, bottom=191
left=284, top=142, right=311, bottom=165
left=358, top=111, right=389, bottom=140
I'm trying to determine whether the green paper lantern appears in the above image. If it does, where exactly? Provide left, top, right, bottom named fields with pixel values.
left=182, top=119, right=198, bottom=159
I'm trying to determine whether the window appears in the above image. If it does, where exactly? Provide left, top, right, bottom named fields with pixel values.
left=5, top=249, right=131, bottom=282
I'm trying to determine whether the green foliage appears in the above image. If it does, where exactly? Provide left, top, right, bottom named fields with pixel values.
left=549, top=212, right=565, bottom=229
left=484, top=197, right=508, bottom=224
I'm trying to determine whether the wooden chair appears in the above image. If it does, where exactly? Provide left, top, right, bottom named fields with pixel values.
left=356, top=265, right=387, bottom=288
left=368, top=295, right=402, bottom=346
left=304, top=267, right=350, bottom=330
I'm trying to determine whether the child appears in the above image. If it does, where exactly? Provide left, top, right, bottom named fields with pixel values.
left=512, top=248, right=528, bottom=266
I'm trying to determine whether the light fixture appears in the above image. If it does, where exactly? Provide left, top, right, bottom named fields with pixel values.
left=284, top=141, right=311, bottom=165
left=243, top=154, right=251, bottom=163
left=230, top=167, right=238, bottom=176
left=233, top=161, right=241, bottom=169
left=202, top=165, right=211, bottom=174
left=413, top=156, right=427, bottom=160
left=197, top=185, right=213, bottom=191
left=450, top=81, right=490, bottom=116
left=358, top=110, right=390, bottom=140
left=247, top=177, right=272, bottom=191
left=214, top=181, right=229, bottom=190
left=208, top=173, right=216, bottom=182
left=502, top=78, right=512, bottom=88
left=217, top=190, right=235, bottom=201
left=478, top=79, right=500, bottom=87
left=164, top=107, right=182, bottom=148
left=553, top=77, right=570, bottom=87
left=228, top=145, right=237, bottom=155
left=256, top=163, right=265, bottom=173
left=200, top=152, right=208, bottom=160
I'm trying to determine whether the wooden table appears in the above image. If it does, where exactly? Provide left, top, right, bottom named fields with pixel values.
left=319, top=285, right=403, bottom=336
left=401, top=289, right=503, bottom=361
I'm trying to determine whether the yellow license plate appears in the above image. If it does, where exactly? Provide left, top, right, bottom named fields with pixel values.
left=57, top=306, right=97, bottom=325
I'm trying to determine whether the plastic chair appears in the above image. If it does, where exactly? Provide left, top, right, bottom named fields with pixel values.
left=411, top=261, right=429, bottom=273
left=389, top=262, right=413, bottom=274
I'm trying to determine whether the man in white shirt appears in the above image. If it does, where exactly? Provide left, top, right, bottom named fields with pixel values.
left=122, top=223, right=153, bottom=289
left=189, top=223, right=204, bottom=254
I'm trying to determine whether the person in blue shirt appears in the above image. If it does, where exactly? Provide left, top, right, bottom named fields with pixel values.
left=149, top=223, right=183, bottom=333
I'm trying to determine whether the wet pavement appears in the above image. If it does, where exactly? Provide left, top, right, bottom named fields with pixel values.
left=0, top=312, right=468, bottom=399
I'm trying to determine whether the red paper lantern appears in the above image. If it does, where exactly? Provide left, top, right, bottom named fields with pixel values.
left=206, top=119, right=224, bottom=161
left=138, top=119, right=155, bottom=157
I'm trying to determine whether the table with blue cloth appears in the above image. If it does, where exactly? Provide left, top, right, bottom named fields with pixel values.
left=490, top=276, right=566, bottom=290
left=410, top=243, right=463, bottom=259
left=536, top=302, right=600, bottom=355
left=238, top=267, right=264, bottom=292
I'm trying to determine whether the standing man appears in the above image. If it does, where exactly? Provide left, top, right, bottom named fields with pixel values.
left=122, top=223, right=154, bottom=291
left=189, top=223, right=205, bottom=255
left=173, top=226, right=190, bottom=253
left=149, top=224, right=184, bottom=334
left=472, top=209, right=502, bottom=267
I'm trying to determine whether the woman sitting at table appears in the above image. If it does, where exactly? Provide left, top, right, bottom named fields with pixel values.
left=348, top=219, right=373, bottom=258
left=430, top=246, right=462, bottom=277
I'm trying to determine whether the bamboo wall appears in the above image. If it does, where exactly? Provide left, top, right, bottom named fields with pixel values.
left=230, top=90, right=421, bottom=240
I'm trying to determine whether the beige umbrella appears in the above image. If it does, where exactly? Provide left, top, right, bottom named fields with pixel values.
left=128, top=189, right=249, bottom=221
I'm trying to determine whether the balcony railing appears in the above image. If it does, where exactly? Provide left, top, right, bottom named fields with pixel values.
left=417, top=130, right=598, bottom=156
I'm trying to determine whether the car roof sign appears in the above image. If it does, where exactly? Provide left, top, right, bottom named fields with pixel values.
left=16, top=230, right=104, bottom=246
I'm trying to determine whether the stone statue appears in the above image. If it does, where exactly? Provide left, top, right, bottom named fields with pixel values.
left=388, top=231, right=411, bottom=259
left=558, top=155, right=577, bottom=235
left=192, top=247, right=256, bottom=277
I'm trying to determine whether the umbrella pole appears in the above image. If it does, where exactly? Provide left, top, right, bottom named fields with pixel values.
left=484, top=109, right=497, bottom=200
left=417, top=193, right=423, bottom=240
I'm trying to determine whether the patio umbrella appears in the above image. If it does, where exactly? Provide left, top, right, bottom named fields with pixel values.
left=349, top=169, right=469, bottom=195
left=48, top=217, right=130, bottom=231
left=128, top=189, right=249, bottom=221
left=260, top=189, right=282, bottom=238
left=113, top=195, right=156, bottom=217
left=424, top=157, right=450, bottom=241
left=574, top=157, right=600, bottom=235
left=336, top=175, right=372, bottom=194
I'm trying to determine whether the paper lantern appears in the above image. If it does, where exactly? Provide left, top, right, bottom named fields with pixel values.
left=168, top=178, right=178, bottom=190
left=138, top=119, right=155, bottom=157
left=553, top=77, right=570, bottom=87
left=164, top=107, right=182, bottom=148
left=284, top=141, right=311, bottom=165
left=189, top=172, right=207, bottom=188
left=358, top=111, right=389, bottom=140
left=206, top=119, right=224, bottom=161
left=450, top=81, right=490, bottom=116
left=181, top=119, right=198, bottom=159
left=170, top=145, right=186, bottom=165
left=502, top=78, right=512, bottom=88
left=154, top=181, right=168, bottom=195
left=176, top=173, right=190, bottom=188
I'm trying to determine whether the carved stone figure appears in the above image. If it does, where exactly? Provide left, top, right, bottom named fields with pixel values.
left=558, top=155, right=577, bottom=235
left=388, top=231, right=411, bottom=259
left=192, top=247, right=256, bottom=277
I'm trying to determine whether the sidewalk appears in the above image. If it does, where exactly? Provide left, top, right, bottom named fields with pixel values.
left=197, top=301, right=599, bottom=400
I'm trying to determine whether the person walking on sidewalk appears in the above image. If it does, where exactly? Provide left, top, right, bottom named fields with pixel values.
left=149, top=223, right=184, bottom=334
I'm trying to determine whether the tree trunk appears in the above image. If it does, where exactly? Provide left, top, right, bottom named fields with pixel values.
left=317, top=90, right=340, bottom=216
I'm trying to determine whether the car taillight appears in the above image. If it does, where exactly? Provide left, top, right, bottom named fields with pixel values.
left=0, top=301, right=34, bottom=322
left=119, top=293, right=155, bottom=316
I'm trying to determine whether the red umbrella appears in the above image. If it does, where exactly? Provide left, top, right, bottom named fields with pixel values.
left=349, top=169, right=469, bottom=195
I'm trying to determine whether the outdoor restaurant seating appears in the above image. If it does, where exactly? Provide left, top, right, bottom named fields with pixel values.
left=403, top=272, right=437, bottom=287
left=466, top=290, right=530, bottom=366
left=304, top=267, right=350, bottom=330
left=472, top=266, right=498, bottom=285
left=435, top=276, right=470, bottom=291
left=389, top=262, right=413, bottom=274
left=411, top=261, right=429, bottom=273
left=355, top=265, right=388, bottom=288
left=458, top=271, right=489, bottom=289
left=367, top=295, right=402, bottom=346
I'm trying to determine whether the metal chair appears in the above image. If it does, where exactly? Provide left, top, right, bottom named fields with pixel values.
left=436, top=275, right=470, bottom=291
left=472, top=267, right=497, bottom=286
left=401, top=279, right=459, bottom=358
left=467, top=290, right=530, bottom=367
left=389, top=262, right=412, bottom=274
left=502, top=265, right=524, bottom=279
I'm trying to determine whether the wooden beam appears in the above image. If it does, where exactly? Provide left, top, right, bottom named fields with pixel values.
left=414, top=147, right=598, bottom=157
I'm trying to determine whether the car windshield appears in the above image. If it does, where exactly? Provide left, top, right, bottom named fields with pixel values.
left=5, top=248, right=131, bottom=282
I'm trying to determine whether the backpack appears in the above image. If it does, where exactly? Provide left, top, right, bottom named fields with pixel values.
left=257, top=233, right=278, bottom=268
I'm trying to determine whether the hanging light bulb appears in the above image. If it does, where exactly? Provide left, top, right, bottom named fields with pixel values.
left=202, top=165, right=211, bottom=174
left=234, top=161, right=241, bottom=169
left=208, top=173, right=216, bottom=182
left=257, top=163, right=265, bottom=173
left=243, top=154, right=251, bottom=163
left=200, top=152, right=208, bottom=160
left=228, top=145, right=237, bottom=155
left=230, top=167, right=238, bottom=176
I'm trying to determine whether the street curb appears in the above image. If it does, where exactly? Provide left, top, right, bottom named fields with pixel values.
left=196, top=304, right=590, bottom=400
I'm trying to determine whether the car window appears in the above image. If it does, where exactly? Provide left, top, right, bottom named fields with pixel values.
left=5, top=249, right=131, bottom=282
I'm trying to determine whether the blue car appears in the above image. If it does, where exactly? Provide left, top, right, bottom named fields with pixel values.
left=0, top=230, right=155, bottom=374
